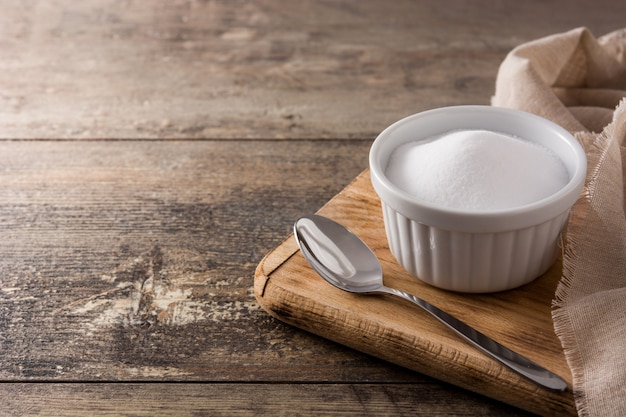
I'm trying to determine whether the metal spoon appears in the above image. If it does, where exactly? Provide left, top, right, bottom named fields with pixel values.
left=294, top=214, right=567, bottom=391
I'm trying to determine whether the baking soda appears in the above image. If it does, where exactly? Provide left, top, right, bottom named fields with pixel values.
left=386, top=129, right=569, bottom=211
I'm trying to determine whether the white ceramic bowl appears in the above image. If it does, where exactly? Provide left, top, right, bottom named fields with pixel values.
left=369, top=106, right=586, bottom=293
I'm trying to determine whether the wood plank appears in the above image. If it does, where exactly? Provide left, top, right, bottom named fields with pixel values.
left=0, top=0, right=623, bottom=139
left=0, top=383, right=534, bottom=417
left=255, top=169, right=576, bottom=416
left=0, top=140, right=406, bottom=381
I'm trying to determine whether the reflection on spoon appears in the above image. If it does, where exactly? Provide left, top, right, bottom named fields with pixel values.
left=294, top=214, right=567, bottom=392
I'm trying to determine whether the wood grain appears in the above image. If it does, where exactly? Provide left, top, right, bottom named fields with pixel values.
left=255, top=170, right=576, bottom=416
left=0, top=0, right=623, bottom=140
left=0, top=140, right=379, bottom=381
left=0, top=383, right=533, bottom=417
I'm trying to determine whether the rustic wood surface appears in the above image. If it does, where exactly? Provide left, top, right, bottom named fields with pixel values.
left=1, top=0, right=624, bottom=140
left=0, top=0, right=624, bottom=415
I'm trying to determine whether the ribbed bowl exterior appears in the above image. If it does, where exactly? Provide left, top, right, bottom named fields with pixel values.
left=381, top=202, right=570, bottom=293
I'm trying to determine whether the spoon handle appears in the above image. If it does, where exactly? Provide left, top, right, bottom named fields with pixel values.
left=379, top=285, right=568, bottom=391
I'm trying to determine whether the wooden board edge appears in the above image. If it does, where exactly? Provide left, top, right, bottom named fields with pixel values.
left=254, top=233, right=299, bottom=299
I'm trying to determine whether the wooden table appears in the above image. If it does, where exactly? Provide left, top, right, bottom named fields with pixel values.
left=0, top=1, right=622, bottom=415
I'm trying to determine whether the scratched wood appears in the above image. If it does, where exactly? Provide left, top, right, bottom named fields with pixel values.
left=255, top=170, right=576, bottom=416
left=0, top=0, right=623, bottom=140
left=0, top=383, right=531, bottom=417
left=0, top=140, right=383, bottom=381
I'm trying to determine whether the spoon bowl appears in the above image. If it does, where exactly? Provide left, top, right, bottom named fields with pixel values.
left=293, top=214, right=382, bottom=292
left=294, top=214, right=568, bottom=392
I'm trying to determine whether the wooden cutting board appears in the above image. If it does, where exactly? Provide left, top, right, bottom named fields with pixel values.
left=254, top=169, right=576, bottom=416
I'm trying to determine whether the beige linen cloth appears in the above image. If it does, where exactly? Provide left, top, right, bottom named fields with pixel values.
left=492, top=27, right=626, bottom=417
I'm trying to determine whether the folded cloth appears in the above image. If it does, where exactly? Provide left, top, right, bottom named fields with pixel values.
left=492, top=27, right=626, bottom=417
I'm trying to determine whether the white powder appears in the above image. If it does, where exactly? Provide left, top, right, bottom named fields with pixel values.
left=386, top=129, right=569, bottom=211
